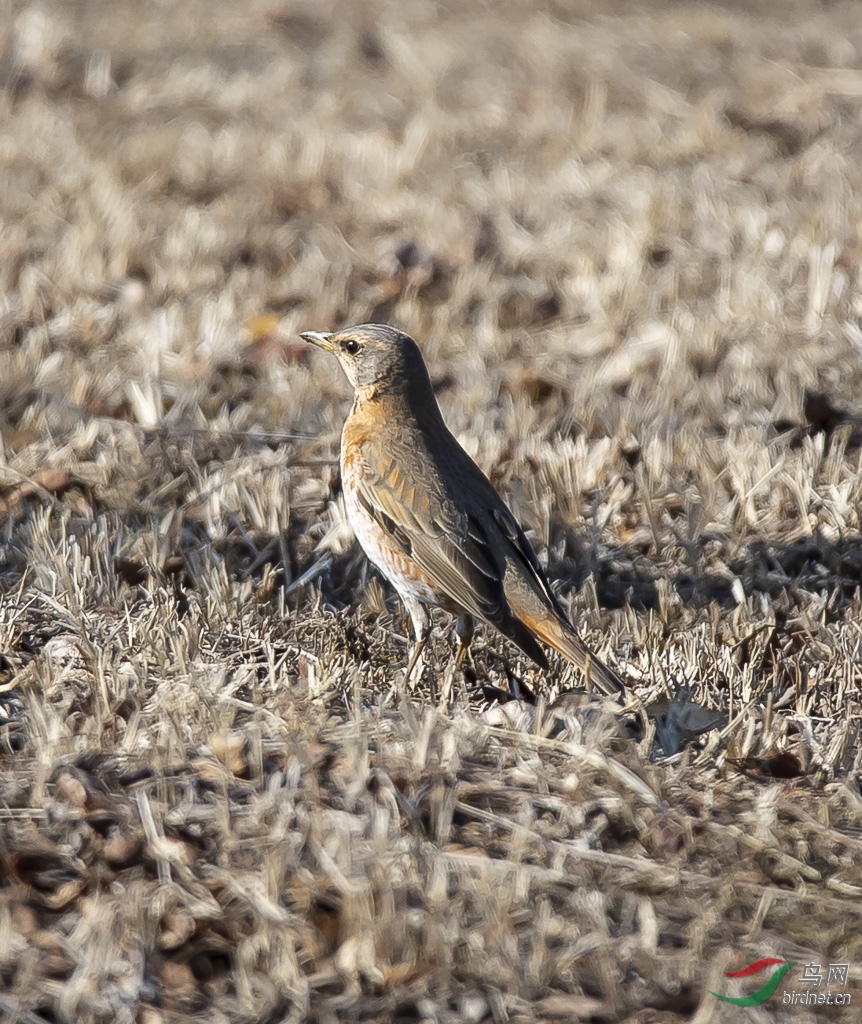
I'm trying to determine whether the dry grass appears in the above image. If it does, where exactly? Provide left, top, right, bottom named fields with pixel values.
left=2, top=0, right=862, bottom=1020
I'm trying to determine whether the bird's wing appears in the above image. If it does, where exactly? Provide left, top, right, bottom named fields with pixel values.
left=353, top=446, right=504, bottom=621
left=353, top=441, right=558, bottom=626
left=484, top=501, right=567, bottom=617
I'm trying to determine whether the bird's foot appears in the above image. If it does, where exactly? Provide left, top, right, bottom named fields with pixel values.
left=403, top=633, right=429, bottom=688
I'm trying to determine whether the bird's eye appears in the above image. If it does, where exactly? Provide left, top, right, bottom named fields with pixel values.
left=344, top=339, right=360, bottom=355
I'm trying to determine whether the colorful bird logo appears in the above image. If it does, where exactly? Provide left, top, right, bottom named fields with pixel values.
left=710, top=958, right=797, bottom=1006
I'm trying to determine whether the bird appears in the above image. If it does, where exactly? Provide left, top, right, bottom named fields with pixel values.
left=301, top=323, right=626, bottom=697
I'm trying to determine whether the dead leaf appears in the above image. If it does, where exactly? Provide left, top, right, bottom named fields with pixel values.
left=649, top=685, right=725, bottom=755
left=102, top=829, right=144, bottom=868
left=208, top=730, right=248, bottom=776
left=242, top=314, right=309, bottom=366
left=159, top=910, right=197, bottom=951
left=0, top=469, right=94, bottom=515
left=734, top=751, right=805, bottom=781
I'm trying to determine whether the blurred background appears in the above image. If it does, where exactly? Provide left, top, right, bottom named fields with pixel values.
left=4, top=0, right=862, bottom=453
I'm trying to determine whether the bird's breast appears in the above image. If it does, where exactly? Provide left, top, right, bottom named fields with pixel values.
left=340, top=407, right=441, bottom=606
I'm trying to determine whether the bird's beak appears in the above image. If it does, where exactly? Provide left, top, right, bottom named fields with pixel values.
left=300, top=330, right=335, bottom=351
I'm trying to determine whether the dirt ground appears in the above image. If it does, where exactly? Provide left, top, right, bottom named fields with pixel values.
left=1, top=0, right=862, bottom=1021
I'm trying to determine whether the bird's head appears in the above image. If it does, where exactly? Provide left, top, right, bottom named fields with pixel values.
left=301, top=323, right=431, bottom=396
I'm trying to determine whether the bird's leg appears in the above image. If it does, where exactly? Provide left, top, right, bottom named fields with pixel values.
left=402, top=597, right=431, bottom=686
left=453, top=614, right=475, bottom=668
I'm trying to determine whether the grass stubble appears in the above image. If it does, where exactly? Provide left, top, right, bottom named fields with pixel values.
left=1, top=0, right=862, bottom=1020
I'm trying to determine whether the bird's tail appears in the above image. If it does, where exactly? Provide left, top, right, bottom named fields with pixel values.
left=519, top=608, right=626, bottom=696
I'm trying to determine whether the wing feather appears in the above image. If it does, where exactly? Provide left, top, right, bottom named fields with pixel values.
left=353, top=436, right=564, bottom=632
left=491, top=506, right=567, bottom=618
left=354, top=450, right=508, bottom=622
